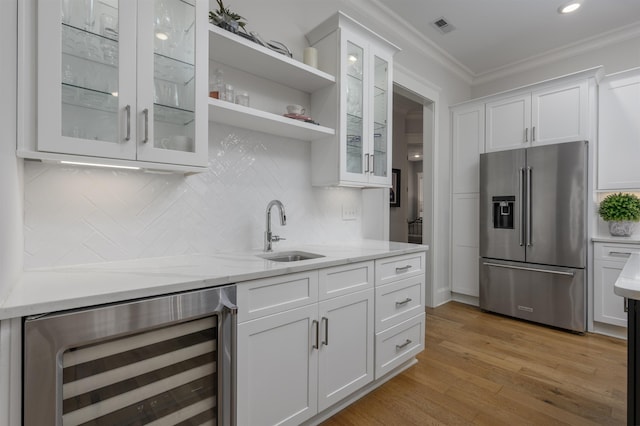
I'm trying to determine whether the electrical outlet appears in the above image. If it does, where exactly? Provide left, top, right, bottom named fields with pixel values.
left=342, top=204, right=358, bottom=221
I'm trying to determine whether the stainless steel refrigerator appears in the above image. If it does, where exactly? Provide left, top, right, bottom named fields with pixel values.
left=479, top=140, right=588, bottom=332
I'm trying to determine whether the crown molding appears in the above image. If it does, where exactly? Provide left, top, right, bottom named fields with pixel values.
left=472, top=21, right=640, bottom=87
left=351, top=0, right=474, bottom=85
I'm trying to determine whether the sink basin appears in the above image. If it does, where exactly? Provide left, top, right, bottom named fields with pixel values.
left=260, top=251, right=325, bottom=262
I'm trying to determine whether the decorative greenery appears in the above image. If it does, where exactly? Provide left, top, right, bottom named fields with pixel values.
left=598, top=193, right=640, bottom=222
left=209, top=0, right=247, bottom=32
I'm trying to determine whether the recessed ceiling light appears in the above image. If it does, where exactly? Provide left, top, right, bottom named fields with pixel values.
left=558, top=1, right=581, bottom=14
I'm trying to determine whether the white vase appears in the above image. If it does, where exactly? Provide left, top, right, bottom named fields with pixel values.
left=608, top=221, right=637, bottom=237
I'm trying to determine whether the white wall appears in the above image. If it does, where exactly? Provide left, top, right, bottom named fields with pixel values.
left=472, top=33, right=640, bottom=98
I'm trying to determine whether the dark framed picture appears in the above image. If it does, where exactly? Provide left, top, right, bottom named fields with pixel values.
left=390, top=168, right=401, bottom=207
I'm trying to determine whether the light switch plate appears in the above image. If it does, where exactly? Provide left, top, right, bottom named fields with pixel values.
left=342, top=204, right=358, bottom=221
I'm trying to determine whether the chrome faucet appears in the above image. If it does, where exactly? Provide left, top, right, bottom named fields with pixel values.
left=264, top=199, right=286, bottom=252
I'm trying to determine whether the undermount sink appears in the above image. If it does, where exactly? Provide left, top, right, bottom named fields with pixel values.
left=260, top=251, right=325, bottom=262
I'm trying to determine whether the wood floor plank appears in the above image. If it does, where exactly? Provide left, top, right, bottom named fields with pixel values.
left=321, top=302, right=627, bottom=426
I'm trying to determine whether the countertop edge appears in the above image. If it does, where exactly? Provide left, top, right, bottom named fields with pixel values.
left=614, top=252, right=640, bottom=300
left=0, top=243, right=428, bottom=320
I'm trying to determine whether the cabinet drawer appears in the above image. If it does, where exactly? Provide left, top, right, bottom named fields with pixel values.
left=595, top=243, right=640, bottom=262
left=237, top=271, right=319, bottom=322
left=319, top=261, right=374, bottom=300
left=375, top=313, right=425, bottom=379
left=375, top=276, right=424, bottom=331
left=375, top=252, right=426, bottom=286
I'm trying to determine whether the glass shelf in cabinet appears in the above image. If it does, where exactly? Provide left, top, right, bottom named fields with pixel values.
left=62, top=24, right=119, bottom=67
left=154, top=104, right=195, bottom=125
left=154, top=53, right=195, bottom=85
left=61, top=83, right=119, bottom=113
left=347, top=72, right=363, bottom=82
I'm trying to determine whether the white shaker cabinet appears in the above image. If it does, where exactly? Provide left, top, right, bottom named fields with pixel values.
left=20, top=0, right=208, bottom=172
left=451, top=193, right=480, bottom=298
left=485, top=76, right=592, bottom=153
left=451, top=102, right=485, bottom=194
left=593, top=242, right=640, bottom=328
left=598, top=68, right=640, bottom=190
left=236, top=262, right=375, bottom=425
left=307, top=12, right=400, bottom=187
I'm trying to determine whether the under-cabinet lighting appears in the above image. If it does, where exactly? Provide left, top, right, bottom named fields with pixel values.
left=59, top=161, right=141, bottom=170
left=558, top=1, right=581, bottom=14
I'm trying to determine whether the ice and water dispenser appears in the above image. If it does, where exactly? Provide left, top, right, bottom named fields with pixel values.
left=492, top=196, right=515, bottom=229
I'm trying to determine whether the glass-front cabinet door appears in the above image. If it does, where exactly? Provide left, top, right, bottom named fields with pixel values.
left=137, top=0, right=207, bottom=167
left=345, top=40, right=365, bottom=177
left=37, top=0, right=207, bottom=168
left=38, top=0, right=137, bottom=159
left=368, top=53, right=391, bottom=186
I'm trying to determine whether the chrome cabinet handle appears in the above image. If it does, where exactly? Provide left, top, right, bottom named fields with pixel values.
left=312, top=320, right=319, bottom=350
left=142, top=108, right=149, bottom=143
left=395, top=265, right=412, bottom=273
left=321, top=317, right=329, bottom=346
left=364, top=153, right=370, bottom=173
left=609, top=251, right=632, bottom=258
left=370, top=154, right=374, bottom=174
left=396, top=339, right=412, bottom=351
left=524, top=127, right=529, bottom=143
left=124, top=105, right=131, bottom=142
left=532, top=126, right=536, bottom=142
left=395, top=298, right=412, bottom=307
left=625, top=298, right=629, bottom=313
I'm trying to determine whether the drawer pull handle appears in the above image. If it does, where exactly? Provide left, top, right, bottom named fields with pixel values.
left=625, top=298, right=629, bottom=313
left=395, top=298, right=412, bottom=307
left=395, top=265, right=412, bottom=273
left=312, top=320, right=319, bottom=350
left=396, top=339, right=412, bottom=351
left=609, top=251, right=632, bottom=258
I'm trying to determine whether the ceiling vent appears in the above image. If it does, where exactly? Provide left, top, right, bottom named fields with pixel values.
left=431, top=17, right=455, bottom=34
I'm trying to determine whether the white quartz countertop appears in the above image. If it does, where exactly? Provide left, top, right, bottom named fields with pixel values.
left=0, top=241, right=428, bottom=320
left=592, top=236, right=640, bottom=244
left=614, top=252, right=640, bottom=300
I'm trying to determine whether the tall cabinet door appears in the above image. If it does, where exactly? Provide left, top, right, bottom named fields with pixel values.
left=531, top=81, right=588, bottom=146
left=136, top=0, right=208, bottom=167
left=452, top=103, right=485, bottom=193
left=38, top=0, right=137, bottom=159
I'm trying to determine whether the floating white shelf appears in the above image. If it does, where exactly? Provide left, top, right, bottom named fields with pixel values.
left=208, top=98, right=335, bottom=141
left=208, top=24, right=335, bottom=92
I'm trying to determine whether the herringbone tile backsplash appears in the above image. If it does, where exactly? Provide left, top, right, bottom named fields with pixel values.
left=24, top=124, right=363, bottom=269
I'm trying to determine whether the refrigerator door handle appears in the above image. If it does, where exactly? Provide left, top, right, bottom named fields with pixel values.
left=519, top=167, right=525, bottom=246
left=527, top=166, right=533, bottom=247
left=482, top=262, right=575, bottom=277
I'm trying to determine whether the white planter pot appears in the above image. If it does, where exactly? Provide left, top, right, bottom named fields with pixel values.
left=608, top=221, right=637, bottom=237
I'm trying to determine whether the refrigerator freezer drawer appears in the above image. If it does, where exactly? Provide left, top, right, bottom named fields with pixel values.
left=479, top=259, right=586, bottom=332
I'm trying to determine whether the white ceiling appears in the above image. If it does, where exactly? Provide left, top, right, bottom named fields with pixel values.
left=376, top=0, right=640, bottom=77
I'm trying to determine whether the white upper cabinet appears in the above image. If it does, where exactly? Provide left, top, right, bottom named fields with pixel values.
left=598, top=68, right=640, bottom=190
left=20, top=0, right=208, bottom=172
left=307, top=12, right=400, bottom=187
left=485, top=75, right=593, bottom=153
left=451, top=102, right=485, bottom=194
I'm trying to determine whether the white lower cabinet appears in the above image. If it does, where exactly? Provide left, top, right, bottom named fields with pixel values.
left=593, top=242, right=640, bottom=328
left=236, top=262, right=376, bottom=426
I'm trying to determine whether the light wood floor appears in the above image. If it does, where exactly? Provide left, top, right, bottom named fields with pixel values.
left=322, top=302, right=627, bottom=426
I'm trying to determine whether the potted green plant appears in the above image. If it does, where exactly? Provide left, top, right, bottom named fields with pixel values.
left=209, top=0, right=247, bottom=33
left=598, top=192, right=640, bottom=236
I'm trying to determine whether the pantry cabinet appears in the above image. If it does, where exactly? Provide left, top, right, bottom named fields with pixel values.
left=597, top=68, right=640, bottom=190
left=485, top=79, right=590, bottom=152
left=20, top=0, right=208, bottom=172
left=307, top=12, right=400, bottom=187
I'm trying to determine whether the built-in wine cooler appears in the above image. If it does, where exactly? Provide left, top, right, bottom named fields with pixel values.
left=23, top=285, right=237, bottom=425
